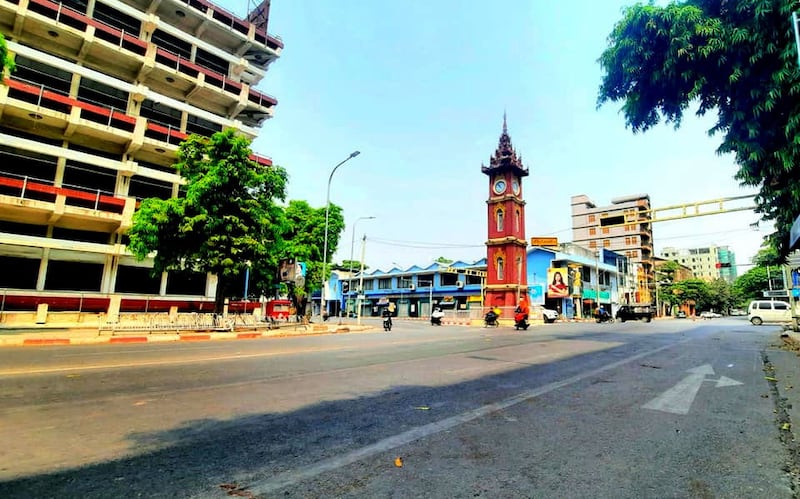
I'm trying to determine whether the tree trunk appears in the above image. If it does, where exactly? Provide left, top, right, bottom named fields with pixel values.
left=214, top=278, right=228, bottom=315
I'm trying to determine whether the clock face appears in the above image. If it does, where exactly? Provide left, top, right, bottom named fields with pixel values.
left=493, top=179, right=507, bottom=195
left=512, top=179, right=520, bottom=195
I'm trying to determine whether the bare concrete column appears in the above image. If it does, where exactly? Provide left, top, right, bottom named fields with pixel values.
left=107, top=295, right=121, bottom=323
left=36, top=303, right=48, bottom=324
left=36, top=248, right=49, bottom=291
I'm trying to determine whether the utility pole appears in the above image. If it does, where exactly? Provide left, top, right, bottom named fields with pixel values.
left=356, top=234, right=366, bottom=326
left=595, top=250, right=601, bottom=314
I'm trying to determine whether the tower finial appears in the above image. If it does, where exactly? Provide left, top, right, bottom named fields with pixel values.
left=503, top=110, right=507, bottom=134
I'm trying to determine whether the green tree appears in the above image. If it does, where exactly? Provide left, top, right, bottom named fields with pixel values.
left=435, top=256, right=454, bottom=265
left=598, top=1, right=800, bottom=258
left=333, top=259, right=367, bottom=272
left=127, top=130, right=288, bottom=313
left=732, top=265, right=782, bottom=302
left=665, top=278, right=710, bottom=312
left=0, top=32, right=15, bottom=81
left=704, top=277, right=735, bottom=313
left=275, top=200, right=344, bottom=318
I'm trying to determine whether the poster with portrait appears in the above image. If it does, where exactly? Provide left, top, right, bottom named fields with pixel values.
left=547, top=267, right=569, bottom=298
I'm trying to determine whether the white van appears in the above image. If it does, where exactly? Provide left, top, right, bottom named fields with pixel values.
left=748, top=300, right=792, bottom=325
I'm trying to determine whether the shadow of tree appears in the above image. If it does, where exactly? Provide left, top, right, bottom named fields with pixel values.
left=0, top=326, right=694, bottom=498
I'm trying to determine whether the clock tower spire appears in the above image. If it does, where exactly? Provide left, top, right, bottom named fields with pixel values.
left=481, top=115, right=529, bottom=314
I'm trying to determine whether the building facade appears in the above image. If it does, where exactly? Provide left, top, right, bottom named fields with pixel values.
left=660, top=245, right=738, bottom=282
left=571, top=193, right=654, bottom=303
left=340, top=260, right=487, bottom=319
left=331, top=245, right=633, bottom=322
left=0, top=0, right=280, bottom=314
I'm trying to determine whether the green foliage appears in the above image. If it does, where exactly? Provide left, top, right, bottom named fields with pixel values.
left=598, top=0, right=800, bottom=258
left=435, top=256, right=454, bottom=265
left=732, top=264, right=782, bottom=302
left=0, top=31, right=16, bottom=81
left=334, top=259, right=367, bottom=272
left=663, top=278, right=709, bottom=308
left=704, top=277, right=735, bottom=312
left=128, top=130, right=288, bottom=312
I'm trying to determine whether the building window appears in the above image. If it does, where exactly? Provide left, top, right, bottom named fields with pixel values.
left=363, top=279, right=374, bottom=290
left=496, top=209, right=504, bottom=232
left=589, top=241, right=597, bottom=249
left=516, top=256, right=522, bottom=279
left=440, top=272, right=458, bottom=286
left=589, top=227, right=596, bottom=236
left=602, top=227, right=609, bottom=234
left=625, top=237, right=631, bottom=245
left=418, top=274, right=434, bottom=287
left=588, top=214, right=596, bottom=223
left=378, top=278, right=391, bottom=289
left=603, top=240, right=610, bottom=247
left=515, top=208, right=520, bottom=232
left=497, top=258, right=504, bottom=280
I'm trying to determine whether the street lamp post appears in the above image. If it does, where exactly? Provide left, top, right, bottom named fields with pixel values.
left=243, top=260, right=251, bottom=302
left=321, top=151, right=361, bottom=317
left=348, top=216, right=375, bottom=318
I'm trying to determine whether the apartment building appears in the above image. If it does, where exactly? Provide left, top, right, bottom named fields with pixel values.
left=571, top=193, right=654, bottom=303
left=0, top=0, right=281, bottom=313
left=660, top=245, right=738, bottom=282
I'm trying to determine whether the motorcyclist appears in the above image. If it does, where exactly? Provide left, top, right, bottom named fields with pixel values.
left=381, top=307, right=393, bottom=330
left=431, top=307, right=444, bottom=325
left=514, top=298, right=530, bottom=330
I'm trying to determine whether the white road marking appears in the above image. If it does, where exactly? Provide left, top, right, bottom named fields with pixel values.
left=642, top=364, right=743, bottom=415
left=242, top=339, right=689, bottom=496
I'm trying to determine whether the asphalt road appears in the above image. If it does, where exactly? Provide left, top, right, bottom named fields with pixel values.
left=0, top=317, right=794, bottom=498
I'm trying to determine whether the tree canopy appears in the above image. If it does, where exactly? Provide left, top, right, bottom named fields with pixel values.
left=598, top=0, right=800, bottom=259
left=127, top=130, right=288, bottom=312
left=275, top=200, right=344, bottom=318
left=0, top=32, right=15, bottom=81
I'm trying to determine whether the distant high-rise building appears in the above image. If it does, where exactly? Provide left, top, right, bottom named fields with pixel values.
left=571, top=194, right=653, bottom=303
left=660, top=246, right=737, bottom=282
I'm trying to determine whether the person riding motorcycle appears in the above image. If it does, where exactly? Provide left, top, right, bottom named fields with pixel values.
left=382, top=307, right=393, bottom=331
left=595, top=306, right=613, bottom=323
left=431, top=307, right=444, bottom=325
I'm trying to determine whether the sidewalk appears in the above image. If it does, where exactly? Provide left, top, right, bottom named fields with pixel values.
left=0, top=321, right=374, bottom=347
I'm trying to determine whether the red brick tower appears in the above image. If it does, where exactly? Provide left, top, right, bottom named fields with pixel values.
left=481, top=115, right=529, bottom=313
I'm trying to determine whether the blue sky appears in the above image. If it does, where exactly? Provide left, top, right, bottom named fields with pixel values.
left=231, top=0, right=769, bottom=273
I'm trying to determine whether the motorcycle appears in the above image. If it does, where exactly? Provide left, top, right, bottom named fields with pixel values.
left=514, top=312, right=529, bottom=330
left=431, top=307, right=444, bottom=326
left=382, top=312, right=393, bottom=331
left=484, top=310, right=499, bottom=327
left=595, top=311, right=614, bottom=323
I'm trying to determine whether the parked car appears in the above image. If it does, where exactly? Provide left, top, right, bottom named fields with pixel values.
left=676, top=311, right=687, bottom=319
left=616, top=304, right=654, bottom=322
left=748, top=300, right=792, bottom=325
left=700, top=311, right=722, bottom=319
left=539, top=307, right=559, bottom=324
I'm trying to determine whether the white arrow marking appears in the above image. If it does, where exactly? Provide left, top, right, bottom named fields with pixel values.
left=642, top=364, right=742, bottom=415
left=714, top=375, right=744, bottom=388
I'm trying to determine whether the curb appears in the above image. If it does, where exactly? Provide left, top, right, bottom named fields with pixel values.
left=0, top=324, right=378, bottom=347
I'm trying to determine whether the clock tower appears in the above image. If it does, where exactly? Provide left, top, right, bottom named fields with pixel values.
left=481, top=115, right=529, bottom=313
